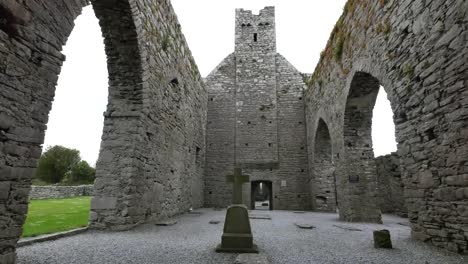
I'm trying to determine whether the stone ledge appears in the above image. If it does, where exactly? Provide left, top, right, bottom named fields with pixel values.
left=17, top=227, right=88, bottom=247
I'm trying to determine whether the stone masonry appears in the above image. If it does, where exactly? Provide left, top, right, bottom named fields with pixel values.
left=305, top=0, right=468, bottom=254
left=375, top=153, right=407, bottom=217
left=0, top=0, right=206, bottom=262
left=28, top=185, right=93, bottom=200
left=204, top=7, right=309, bottom=210
left=1, top=0, right=467, bottom=262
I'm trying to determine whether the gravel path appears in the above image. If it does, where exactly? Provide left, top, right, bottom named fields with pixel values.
left=17, top=209, right=468, bottom=264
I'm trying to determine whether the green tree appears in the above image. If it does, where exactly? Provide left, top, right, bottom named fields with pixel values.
left=69, top=160, right=95, bottom=184
left=35, top=145, right=81, bottom=183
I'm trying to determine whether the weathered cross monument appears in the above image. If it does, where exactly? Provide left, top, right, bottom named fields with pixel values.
left=216, top=168, right=258, bottom=253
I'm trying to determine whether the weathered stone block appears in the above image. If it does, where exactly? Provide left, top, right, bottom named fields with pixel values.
left=418, top=170, right=434, bottom=188
left=0, top=182, right=11, bottom=200
left=0, top=252, right=16, bottom=264
left=91, top=197, right=118, bottom=210
left=446, top=175, right=468, bottom=186
left=374, top=229, right=393, bottom=249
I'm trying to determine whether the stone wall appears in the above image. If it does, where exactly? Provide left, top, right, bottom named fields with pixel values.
left=312, top=119, right=337, bottom=212
left=375, top=153, right=407, bottom=217
left=28, top=185, right=93, bottom=200
left=0, top=0, right=206, bottom=262
left=204, top=7, right=309, bottom=210
left=305, top=0, right=468, bottom=253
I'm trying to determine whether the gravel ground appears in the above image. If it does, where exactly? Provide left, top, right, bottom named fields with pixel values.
left=17, top=209, right=468, bottom=264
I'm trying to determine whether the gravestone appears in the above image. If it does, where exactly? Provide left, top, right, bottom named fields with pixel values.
left=216, top=168, right=258, bottom=253
left=374, top=229, right=393, bottom=248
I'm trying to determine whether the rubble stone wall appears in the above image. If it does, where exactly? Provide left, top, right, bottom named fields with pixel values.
left=28, top=185, right=93, bottom=200
left=0, top=0, right=206, bottom=262
left=305, top=0, right=468, bottom=253
left=375, top=153, right=407, bottom=217
left=204, top=7, right=309, bottom=210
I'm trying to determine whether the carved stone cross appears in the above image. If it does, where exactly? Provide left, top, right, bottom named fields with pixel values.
left=226, top=168, right=250, bottom=204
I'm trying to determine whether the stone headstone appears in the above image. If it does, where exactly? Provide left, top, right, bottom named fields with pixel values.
left=216, top=204, right=258, bottom=253
left=373, top=229, right=393, bottom=248
left=216, top=168, right=258, bottom=253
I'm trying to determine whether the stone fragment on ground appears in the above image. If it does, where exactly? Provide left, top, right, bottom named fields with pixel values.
left=234, top=253, right=270, bottom=264
left=156, top=220, right=177, bottom=226
left=333, top=224, right=362, bottom=231
left=188, top=211, right=203, bottom=215
left=209, top=220, right=220, bottom=224
left=374, top=229, right=393, bottom=249
left=293, top=211, right=305, bottom=214
left=294, top=223, right=315, bottom=229
left=249, top=214, right=271, bottom=220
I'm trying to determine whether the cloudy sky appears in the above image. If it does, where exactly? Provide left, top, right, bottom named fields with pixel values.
left=43, top=0, right=396, bottom=165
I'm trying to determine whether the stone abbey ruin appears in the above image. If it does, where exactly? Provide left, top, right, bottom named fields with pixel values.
left=0, top=0, right=467, bottom=262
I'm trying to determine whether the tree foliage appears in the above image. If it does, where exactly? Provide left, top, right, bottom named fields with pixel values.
left=65, top=160, right=95, bottom=184
left=35, top=145, right=94, bottom=184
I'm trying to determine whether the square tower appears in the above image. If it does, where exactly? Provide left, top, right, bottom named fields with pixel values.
left=205, top=6, right=309, bottom=211
left=234, top=6, right=278, bottom=166
left=235, top=6, right=276, bottom=52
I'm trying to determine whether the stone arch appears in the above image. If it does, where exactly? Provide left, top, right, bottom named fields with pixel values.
left=0, top=0, right=145, bottom=261
left=312, top=118, right=337, bottom=212
left=340, top=71, right=382, bottom=223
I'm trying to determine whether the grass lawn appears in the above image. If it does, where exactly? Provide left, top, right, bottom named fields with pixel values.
left=22, top=196, right=91, bottom=238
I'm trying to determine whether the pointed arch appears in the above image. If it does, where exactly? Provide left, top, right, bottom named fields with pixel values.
left=312, top=118, right=337, bottom=211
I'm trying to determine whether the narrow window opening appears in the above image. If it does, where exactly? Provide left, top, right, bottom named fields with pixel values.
left=170, top=78, right=179, bottom=86
left=253, top=33, right=258, bottom=42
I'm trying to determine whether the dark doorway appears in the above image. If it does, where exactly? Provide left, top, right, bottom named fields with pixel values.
left=251, top=181, right=273, bottom=210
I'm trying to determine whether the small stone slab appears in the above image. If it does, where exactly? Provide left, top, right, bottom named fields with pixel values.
left=293, top=211, right=306, bottom=214
left=188, top=211, right=203, bottom=215
left=235, top=253, right=270, bottom=264
left=397, top=222, right=410, bottom=227
left=333, top=224, right=362, bottom=231
left=249, top=214, right=271, bottom=220
left=295, top=223, right=315, bottom=229
left=209, top=220, right=221, bottom=224
left=213, top=207, right=223, bottom=211
left=374, top=229, right=393, bottom=249
left=156, top=220, right=177, bottom=226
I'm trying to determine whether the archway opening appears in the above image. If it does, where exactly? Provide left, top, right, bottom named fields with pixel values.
left=313, top=119, right=337, bottom=212
left=372, top=88, right=397, bottom=156
left=251, top=180, right=273, bottom=210
left=22, top=6, right=107, bottom=238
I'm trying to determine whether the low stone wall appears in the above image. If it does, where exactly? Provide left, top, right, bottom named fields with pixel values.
left=29, top=185, right=93, bottom=200
left=375, top=153, right=407, bottom=217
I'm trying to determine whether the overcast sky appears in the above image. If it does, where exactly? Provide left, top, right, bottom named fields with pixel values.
left=43, top=0, right=397, bottom=165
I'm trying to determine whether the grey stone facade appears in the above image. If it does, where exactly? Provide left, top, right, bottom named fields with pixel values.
left=0, top=0, right=206, bottom=262
left=204, top=7, right=309, bottom=210
left=1, top=0, right=467, bottom=262
left=28, top=185, right=93, bottom=200
left=375, top=153, right=407, bottom=217
left=305, top=0, right=468, bottom=254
